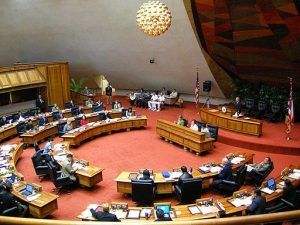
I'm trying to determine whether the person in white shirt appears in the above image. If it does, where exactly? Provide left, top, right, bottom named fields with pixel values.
left=52, top=104, right=59, bottom=113
left=17, top=111, right=25, bottom=122
left=201, top=123, right=211, bottom=138
left=148, top=92, right=158, bottom=110
left=170, top=89, right=178, bottom=98
left=129, top=91, right=136, bottom=107
left=190, top=120, right=199, bottom=131
left=153, top=92, right=165, bottom=111
left=113, top=101, right=121, bottom=110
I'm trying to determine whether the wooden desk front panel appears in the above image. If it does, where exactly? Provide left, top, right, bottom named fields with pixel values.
left=0, top=126, right=17, bottom=142
left=20, top=125, right=58, bottom=144
left=200, top=108, right=263, bottom=136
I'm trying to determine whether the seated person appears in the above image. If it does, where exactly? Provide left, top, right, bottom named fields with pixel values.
left=80, top=115, right=89, bottom=126
left=139, top=169, right=153, bottom=182
left=16, top=111, right=26, bottom=122
left=178, top=166, right=193, bottom=186
left=136, top=88, right=146, bottom=108
left=148, top=92, right=158, bottom=111
left=155, top=92, right=165, bottom=111
left=82, top=86, right=92, bottom=96
left=129, top=91, right=136, bottom=107
left=61, top=154, right=78, bottom=184
left=169, top=89, right=178, bottom=98
left=43, top=138, right=53, bottom=154
left=95, top=99, right=104, bottom=111
left=37, top=115, right=49, bottom=126
left=53, top=110, right=64, bottom=121
left=190, top=120, right=199, bottom=131
left=0, top=180, right=28, bottom=217
left=85, top=98, right=93, bottom=108
left=0, top=116, right=9, bottom=126
left=26, top=119, right=34, bottom=131
left=99, top=111, right=112, bottom=121
left=63, top=120, right=73, bottom=133
left=247, top=157, right=272, bottom=173
left=155, top=208, right=172, bottom=222
left=90, top=203, right=120, bottom=222
left=126, top=108, right=134, bottom=117
left=65, top=100, right=75, bottom=109
left=51, top=104, right=59, bottom=113
left=113, top=100, right=121, bottom=110
left=201, top=123, right=211, bottom=138
left=212, top=158, right=232, bottom=192
left=176, top=115, right=185, bottom=126
left=246, top=188, right=266, bottom=215
left=161, top=87, right=167, bottom=96
left=266, top=179, right=296, bottom=212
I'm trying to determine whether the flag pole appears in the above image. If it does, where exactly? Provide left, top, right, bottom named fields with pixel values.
left=286, top=77, right=293, bottom=141
left=195, top=67, right=200, bottom=109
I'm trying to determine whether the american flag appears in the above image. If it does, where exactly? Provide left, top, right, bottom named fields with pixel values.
left=195, top=72, right=200, bottom=104
left=287, top=78, right=294, bottom=125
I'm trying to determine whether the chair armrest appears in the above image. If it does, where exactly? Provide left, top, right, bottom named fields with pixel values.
left=221, top=180, right=237, bottom=186
left=175, top=185, right=182, bottom=194
left=250, top=170, right=264, bottom=177
left=2, top=206, right=18, bottom=216
left=56, top=176, right=70, bottom=182
left=281, top=199, right=295, bottom=209
left=36, top=165, right=48, bottom=170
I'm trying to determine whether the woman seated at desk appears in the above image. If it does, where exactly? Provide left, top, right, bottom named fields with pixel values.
left=53, top=110, right=64, bottom=121
left=126, top=108, right=134, bottom=117
left=52, top=104, right=60, bottom=113
left=80, top=115, right=89, bottom=126
left=190, top=120, right=199, bottom=131
left=113, top=101, right=122, bottom=110
left=201, top=124, right=211, bottom=138
left=63, top=120, right=73, bottom=133
left=85, top=98, right=93, bottom=108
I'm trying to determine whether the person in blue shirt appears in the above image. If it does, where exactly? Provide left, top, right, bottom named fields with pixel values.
left=246, top=188, right=266, bottom=215
left=43, top=138, right=53, bottom=154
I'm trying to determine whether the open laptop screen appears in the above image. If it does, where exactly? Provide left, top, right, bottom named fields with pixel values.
left=156, top=205, right=170, bottom=214
left=267, top=178, right=276, bottom=189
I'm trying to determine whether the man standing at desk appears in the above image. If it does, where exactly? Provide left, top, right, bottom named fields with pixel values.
left=234, top=97, right=242, bottom=114
left=36, top=94, right=46, bottom=113
left=105, top=83, right=113, bottom=105
left=90, top=203, right=120, bottom=222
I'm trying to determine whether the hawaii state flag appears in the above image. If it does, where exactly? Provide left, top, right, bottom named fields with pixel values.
left=195, top=72, right=200, bottom=104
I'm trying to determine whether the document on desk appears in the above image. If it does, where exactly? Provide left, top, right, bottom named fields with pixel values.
left=170, top=171, right=182, bottom=179
left=231, top=157, right=245, bottom=164
left=188, top=205, right=201, bottom=215
left=230, top=196, right=252, bottom=207
left=210, top=166, right=222, bottom=173
left=127, top=209, right=140, bottom=219
left=199, top=166, right=210, bottom=173
left=27, top=193, right=41, bottom=202
left=288, top=172, right=300, bottom=179
left=261, top=187, right=274, bottom=194
left=199, top=206, right=219, bottom=214
left=81, top=209, right=93, bottom=218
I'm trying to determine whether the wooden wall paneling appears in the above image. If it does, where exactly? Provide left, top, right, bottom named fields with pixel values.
left=46, top=65, right=64, bottom=108
left=60, top=63, right=70, bottom=103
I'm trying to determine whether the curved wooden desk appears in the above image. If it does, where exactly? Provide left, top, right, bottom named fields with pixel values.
left=20, top=125, right=58, bottom=145
left=62, top=116, right=147, bottom=147
left=0, top=144, right=58, bottom=218
left=52, top=142, right=104, bottom=188
left=156, top=119, right=214, bottom=155
left=0, top=124, right=17, bottom=142
left=200, top=108, right=263, bottom=136
left=114, top=152, right=254, bottom=194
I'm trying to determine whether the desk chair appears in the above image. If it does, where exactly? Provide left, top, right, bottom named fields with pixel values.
left=32, top=150, right=49, bottom=179
left=175, top=178, right=202, bottom=204
left=218, top=165, right=247, bottom=196
left=16, top=122, right=27, bottom=135
left=0, top=201, right=19, bottom=217
left=207, top=124, right=218, bottom=142
left=131, top=179, right=156, bottom=205
left=245, top=99, right=255, bottom=117
left=254, top=101, right=267, bottom=119
left=246, top=162, right=274, bottom=186
left=47, top=162, right=73, bottom=194
left=48, top=105, right=54, bottom=113
left=57, top=122, right=67, bottom=137
left=265, top=103, right=281, bottom=122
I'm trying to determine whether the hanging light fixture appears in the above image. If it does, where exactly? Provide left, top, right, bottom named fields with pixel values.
left=136, top=0, right=172, bottom=36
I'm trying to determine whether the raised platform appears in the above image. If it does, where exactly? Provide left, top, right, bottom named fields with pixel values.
left=218, top=121, right=300, bottom=155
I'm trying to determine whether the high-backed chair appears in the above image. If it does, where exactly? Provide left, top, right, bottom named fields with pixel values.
left=218, top=166, right=247, bottom=195
left=34, top=142, right=41, bottom=152
left=57, top=122, right=67, bottom=137
left=266, top=191, right=300, bottom=213
left=254, top=101, right=267, bottom=119
left=0, top=201, right=19, bottom=217
left=16, top=122, right=27, bottom=135
left=245, top=99, right=255, bottom=117
left=32, top=150, right=49, bottom=179
left=247, top=162, right=274, bottom=186
left=47, top=162, right=73, bottom=193
left=48, top=104, right=54, bottom=112
left=207, top=124, right=218, bottom=142
left=174, top=178, right=202, bottom=204
left=131, top=179, right=156, bottom=205
left=265, top=103, right=281, bottom=122
left=71, top=107, right=80, bottom=116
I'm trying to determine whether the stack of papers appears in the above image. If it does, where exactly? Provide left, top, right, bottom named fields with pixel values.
left=199, top=166, right=210, bottom=173
left=288, top=172, right=300, bottom=179
left=188, top=205, right=201, bottom=215
left=170, top=171, right=182, bottom=179
left=230, top=196, right=252, bottom=207
left=27, top=193, right=41, bottom=202
left=231, top=157, right=245, bottom=165
left=0, top=144, right=17, bottom=152
left=210, top=166, right=222, bottom=173
left=261, top=187, right=274, bottom=194
left=199, top=206, right=219, bottom=214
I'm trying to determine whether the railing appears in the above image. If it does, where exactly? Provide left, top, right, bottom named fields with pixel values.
left=1, top=210, right=300, bottom=225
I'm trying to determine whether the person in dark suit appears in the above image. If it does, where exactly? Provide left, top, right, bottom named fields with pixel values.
left=178, top=166, right=193, bottom=186
left=36, top=95, right=46, bottom=113
left=139, top=169, right=153, bottom=182
left=105, top=83, right=113, bottom=105
left=234, top=96, right=242, bottom=114
left=0, top=116, right=9, bottom=126
left=155, top=209, right=172, bottom=222
left=266, top=179, right=296, bottom=212
left=213, top=158, right=233, bottom=192
left=246, top=189, right=266, bottom=215
left=44, top=149, right=59, bottom=168
left=26, top=120, right=34, bottom=131
left=37, top=115, right=49, bottom=126
left=90, top=203, right=120, bottom=222
left=53, top=110, right=64, bottom=121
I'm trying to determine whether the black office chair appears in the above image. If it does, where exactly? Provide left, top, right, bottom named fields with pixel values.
left=182, top=118, right=188, bottom=127
left=218, top=166, right=247, bottom=195
left=174, top=178, right=202, bottom=204
left=131, top=179, right=156, bottom=205
left=254, top=101, right=267, bottom=119
left=34, top=142, right=41, bottom=152
left=195, top=120, right=205, bottom=130
left=47, top=162, right=73, bottom=194
left=265, top=103, right=281, bottom=122
left=48, top=104, right=54, bottom=112
left=207, top=124, right=218, bottom=142
left=122, top=108, right=128, bottom=117
left=32, top=150, right=49, bottom=179
left=246, top=162, right=274, bottom=186
left=71, top=107, right=80, bottom=116
left=0, top=201, right=19, bottom=217
left=266, top=191, right=300, bottom=213
left=75, top=117, right=82, bottom=128
left=16, top=122, right=27, bottom=135
left=57, top=122, right=67, bottom=137
left=29, top=107, right=40, bottom=116
left=245, top=99, right=255, bottom=117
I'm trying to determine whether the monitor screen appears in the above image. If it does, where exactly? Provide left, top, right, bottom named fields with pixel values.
left=26, top=184, right=33, bottom=192
left=156, top=205, right=170, bottom=214
left=267, top=178, right=275, bottom=188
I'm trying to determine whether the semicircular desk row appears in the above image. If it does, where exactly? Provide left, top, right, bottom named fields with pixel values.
left=79, top=164, right=300, bottom=221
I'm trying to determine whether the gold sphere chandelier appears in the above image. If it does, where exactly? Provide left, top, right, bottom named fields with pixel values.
left=136, top=0, right=172, bottom=36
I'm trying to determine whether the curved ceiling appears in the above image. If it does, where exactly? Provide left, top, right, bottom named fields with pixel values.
left=191, top=0, right=300, bottom=87
left=0, top=0, right=225, bottom=98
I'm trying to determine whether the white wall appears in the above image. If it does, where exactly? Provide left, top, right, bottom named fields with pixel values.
left=0, top=0, right=225, bottom=98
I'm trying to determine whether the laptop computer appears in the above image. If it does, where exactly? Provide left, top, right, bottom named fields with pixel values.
left=21, top=184, right=33, bottom=196
left=267, top=178, right=276, bottom=191
left=156, top=205, right=170, bottom=215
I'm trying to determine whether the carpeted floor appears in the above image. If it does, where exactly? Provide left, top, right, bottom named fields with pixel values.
left=3, top=98, right=300, bottom=220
